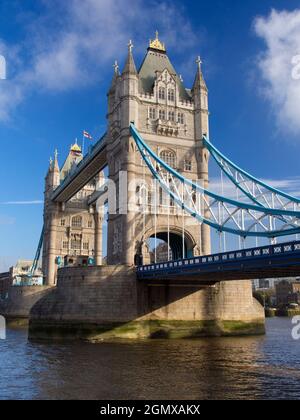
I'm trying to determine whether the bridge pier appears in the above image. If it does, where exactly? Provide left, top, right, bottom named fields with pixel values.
left=29, top=266, right=265, bottom=341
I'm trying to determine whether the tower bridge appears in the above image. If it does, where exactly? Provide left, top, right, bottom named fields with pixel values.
left=26, top=33, right=300, bottom=340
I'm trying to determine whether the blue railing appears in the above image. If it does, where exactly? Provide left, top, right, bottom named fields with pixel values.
left=137, top=240, right=300, bottom=277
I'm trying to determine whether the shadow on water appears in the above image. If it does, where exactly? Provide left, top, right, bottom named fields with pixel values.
left=0, top=318, right=299, bottom=400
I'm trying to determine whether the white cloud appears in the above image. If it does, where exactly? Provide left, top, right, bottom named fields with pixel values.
left=209, top=176, right=300, bottom=200
left=0, top=0, right=200, bottom=118
left=0, top=200, right=43, bottom=205
left=254, top=9, right=300, bottom=135
left=0, top=215, right=15, bottom=225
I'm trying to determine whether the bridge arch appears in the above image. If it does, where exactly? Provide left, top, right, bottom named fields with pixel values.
left=142, top=226, right=197, bottom=263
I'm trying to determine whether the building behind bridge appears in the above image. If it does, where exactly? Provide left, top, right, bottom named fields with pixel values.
left=276, top=280, right=300, bottom=306
left=0, top=272, right=11, bottom=300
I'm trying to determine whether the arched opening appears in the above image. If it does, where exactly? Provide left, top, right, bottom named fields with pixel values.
left=146, top=230, right=195, bottom=263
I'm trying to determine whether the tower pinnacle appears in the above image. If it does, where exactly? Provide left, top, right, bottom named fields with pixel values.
left=113, top=60, right=119, bottom=75
left=122, top=39, right=137, bottom=75
left=193, top=55, right=207, bottom=92
left=196, top=56, right=202, bottom=72
left=53, top=149, right=59, bottom=172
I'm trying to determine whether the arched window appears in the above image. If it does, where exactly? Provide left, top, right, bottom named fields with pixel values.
left=160, top=150, right=176, bottom=168
left=178, top=113, right=184, bottom=124
left=72, top=216, right=82, bottom=228
left=168, top=111, right=175, bottom=122
left=149, top=108, right=156, bottom=120
left=159, top=109, right=166, bottom=121
left=168, top=89, right=175, bottom=102
left=158, top=87, right=165, bottom=100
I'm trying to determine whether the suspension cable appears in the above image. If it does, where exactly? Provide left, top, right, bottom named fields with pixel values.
left=182, top=182, right=185, bottom=259
left=167, top=176, right=170, bottom=261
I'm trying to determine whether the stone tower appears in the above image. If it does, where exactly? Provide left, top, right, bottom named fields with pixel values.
left=106, top=33, right=211, bottom=265
left=42, top=143, right=96, bottom=285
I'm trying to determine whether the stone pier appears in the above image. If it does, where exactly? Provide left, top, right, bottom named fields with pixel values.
left=0, top=285, right=53, bottom=326
left=29, top=266, right=265, bottom=341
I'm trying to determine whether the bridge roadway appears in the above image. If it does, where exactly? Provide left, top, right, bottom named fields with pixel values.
left=51, top=133, right=107, bottom=203
left=137, top=240, right=300, bottom=286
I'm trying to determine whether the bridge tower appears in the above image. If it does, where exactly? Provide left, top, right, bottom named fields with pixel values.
left=106, top=33, right=211, bottom=265
left=42, top=144, right=96, bottom=285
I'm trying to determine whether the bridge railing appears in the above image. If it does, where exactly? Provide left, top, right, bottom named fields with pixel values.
left=137, top=240, right=300, bottom=275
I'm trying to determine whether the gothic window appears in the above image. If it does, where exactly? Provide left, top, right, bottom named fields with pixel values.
left=168, top=89, right=175, bottom=102
left=160, top=150, right=176, bottom=168
left=168, top=111, right=175, bottom=122
left=184, top=160, right=192, bottom=171
left=83, top=242, right=89, bottom=250
left=159, top=109, right=166, bottom=121
left=71, top=240, right=81, bottom=250
left=61, top=219, right=66, bottom=227
left=158, top=87, right=165, bottom=100
left=149, top=108, right=156, bottom=120
left=71, top=216, right=82, bottom=228
left=62, top=241, right=69, bottom=249
left=178, top=113, right=185, bottom=124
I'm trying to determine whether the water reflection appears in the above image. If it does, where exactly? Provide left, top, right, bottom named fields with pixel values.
left=0, top=318, right=299, bottom=400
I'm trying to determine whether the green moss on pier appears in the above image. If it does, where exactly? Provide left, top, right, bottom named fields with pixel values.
left=29, top=318, right=265, bottom=342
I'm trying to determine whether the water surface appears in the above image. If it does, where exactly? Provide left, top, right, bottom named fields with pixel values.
left=0, top=318, right=299, bottom=400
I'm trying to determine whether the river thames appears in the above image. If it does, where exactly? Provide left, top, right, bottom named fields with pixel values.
left=0, top=318, right=299, bottom=400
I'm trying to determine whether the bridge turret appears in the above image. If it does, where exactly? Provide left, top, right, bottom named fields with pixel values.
left=192, top=56, right=209, bottom=139
left=43, top=150, right=60, bottom=286
left=120, top=40, right=139, bottom=129
left=192, top=57, right=211, bottom=255
left=107, top=61, right=120, bottom=117
left=45, top=150, right=60, bottom=196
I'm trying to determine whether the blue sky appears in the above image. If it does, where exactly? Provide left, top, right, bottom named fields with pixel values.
left=1, top=0, right=300, bottom=270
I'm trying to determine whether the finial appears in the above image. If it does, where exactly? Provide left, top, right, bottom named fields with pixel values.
left=113, top=60, right=119, bottom=74
left=49, top=156, right=53, bottom=166
left=179, top=74, right=183, bottom=82
left=128, top=40, right=133, bottom=53
left=149, top=31, right=166, bottom=52
left=54, top=149, right=58, bottom=160
left=196, top=56, right=202, bottom=71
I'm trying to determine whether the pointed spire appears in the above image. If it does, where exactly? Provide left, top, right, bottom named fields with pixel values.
left=108, top=60, right=120, bottom=95
left=48, top=156, right=53, bottom=172
left=193, top=55, right=207, bottom=92
left=113, top=60, right=120, bottom=76
left=122, top=40, right=137, bottom=75
left=53, top=149, right=59, bottom=172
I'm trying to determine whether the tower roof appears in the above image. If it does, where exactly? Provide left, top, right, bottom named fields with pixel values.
left=70, top=141, right=82, bottom=153
left=60, top=141, right=83, bottom=180
left=138, top=33, right=191, bottom=101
